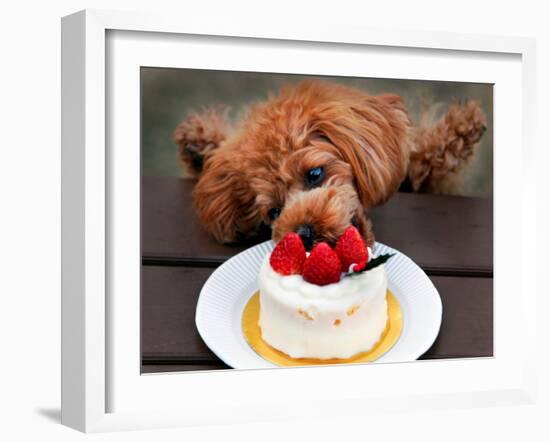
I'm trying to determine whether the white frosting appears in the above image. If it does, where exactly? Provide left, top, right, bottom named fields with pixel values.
left=258, top=255, right=388, bottom=359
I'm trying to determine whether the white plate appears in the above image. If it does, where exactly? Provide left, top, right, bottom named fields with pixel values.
left=195, top=241, right=442, bottom=369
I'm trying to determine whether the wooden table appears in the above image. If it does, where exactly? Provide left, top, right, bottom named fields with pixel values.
left=141, top=176, right=493, bottom=372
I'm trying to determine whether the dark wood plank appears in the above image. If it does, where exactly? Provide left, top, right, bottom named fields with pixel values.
left=142, top=364, right=229, bottom=374
left=142, top=176, right=492, bottom=273
left=370, top=193, right=493, bottom=276
left=419, top=276, right=493, bottom=359
left=141, top=266, right=214, bottom=359
left=141, top=266, right=493, bottom=365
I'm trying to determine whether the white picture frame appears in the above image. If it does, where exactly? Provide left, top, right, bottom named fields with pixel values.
left=61, top=9, right=537, bottom=433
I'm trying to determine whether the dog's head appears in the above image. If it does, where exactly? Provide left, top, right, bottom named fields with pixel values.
left=193, top=81, right=411, bottom=248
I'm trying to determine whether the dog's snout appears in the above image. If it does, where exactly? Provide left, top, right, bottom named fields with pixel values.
left=296, top=224, right=315, bottom=251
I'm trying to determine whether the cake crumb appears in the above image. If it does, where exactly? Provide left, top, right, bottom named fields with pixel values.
left=347, top=305, right=360, bottom=316
left=298, top=309, right=314, bottom=320
left=333, top=319, right=341, bottom=326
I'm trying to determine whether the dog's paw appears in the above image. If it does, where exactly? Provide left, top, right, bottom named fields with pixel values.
left=410, top=100, right=487, bottom=193
left=174, top=107, right=229, bottom=176
left=442, top=100, right=486, bottom=161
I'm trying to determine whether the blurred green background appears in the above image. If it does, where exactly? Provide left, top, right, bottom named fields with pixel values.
left=141, top=68, right=493, bottom=197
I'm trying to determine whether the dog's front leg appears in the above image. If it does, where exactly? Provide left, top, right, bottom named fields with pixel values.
left=408, top=100, right=486, bottom=193
left=174, top=106, right=230, bottom=177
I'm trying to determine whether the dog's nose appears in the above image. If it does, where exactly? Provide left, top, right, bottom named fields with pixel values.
left=296, top=224, right=315, bottom=251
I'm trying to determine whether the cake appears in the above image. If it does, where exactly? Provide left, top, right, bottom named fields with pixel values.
left=257, top=227, right=392, bottom=360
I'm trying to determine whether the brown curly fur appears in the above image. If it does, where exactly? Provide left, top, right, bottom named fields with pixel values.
left=409, top=101, right=486, bottom=193
left=173, top=106, right=229, bottom=176
left=174, top=80, right=486, bottom=246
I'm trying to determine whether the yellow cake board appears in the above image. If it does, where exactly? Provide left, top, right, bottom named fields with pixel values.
left=242, top=290, right=403, bottom=366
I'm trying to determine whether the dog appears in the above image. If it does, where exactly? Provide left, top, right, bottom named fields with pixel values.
left=174, top=80, right=486, bottom=249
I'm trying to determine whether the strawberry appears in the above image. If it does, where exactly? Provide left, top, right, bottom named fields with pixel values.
left=270, top=232, right=306, bottom=275
left=352, top=261, right=367, bottom=272
left=302, top=242, right=342, bottom=286
left=335, top=226, right=369, bottom=272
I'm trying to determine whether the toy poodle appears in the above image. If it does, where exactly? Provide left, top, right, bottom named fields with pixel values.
left=174, top=80, right=486, bottom=249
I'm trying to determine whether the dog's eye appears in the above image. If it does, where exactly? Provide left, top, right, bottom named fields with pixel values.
left=305, top=167, right=325, bottom=187
left=268, top=207, right=281, bottom=221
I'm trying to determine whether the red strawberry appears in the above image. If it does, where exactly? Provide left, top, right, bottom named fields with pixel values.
left=352, top=260, right=367, bottom=272
left=335, top=226, right=369, bottom=272
left=270, top=232, right=306, bottom=275
left=302, top=242, right=342, bottom=286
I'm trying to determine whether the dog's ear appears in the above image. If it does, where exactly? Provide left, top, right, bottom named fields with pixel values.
left=316, top=93, right=411, bottom=207
left=192, top=148, right=258, bottom=244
